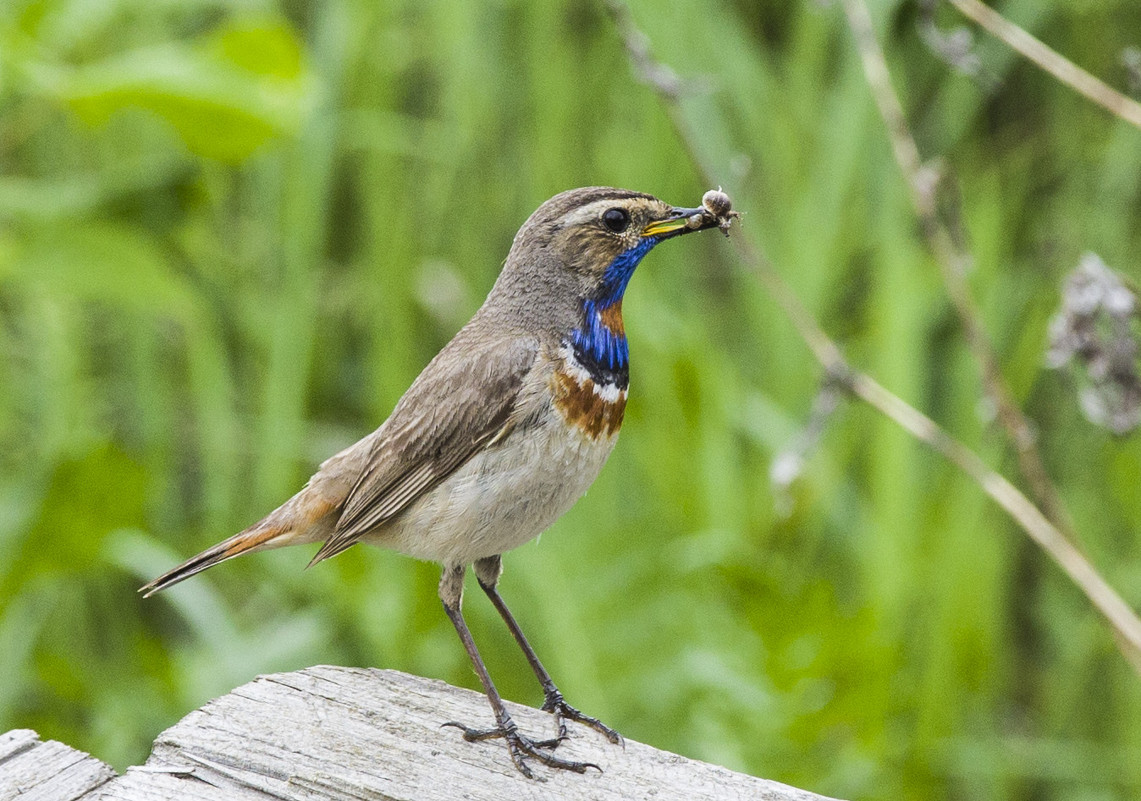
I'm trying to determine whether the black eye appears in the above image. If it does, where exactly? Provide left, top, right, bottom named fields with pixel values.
left=601, top=207, right=630, bottom=233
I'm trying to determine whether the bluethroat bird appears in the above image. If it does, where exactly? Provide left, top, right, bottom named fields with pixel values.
left=142, top=187, right=739, bottom=778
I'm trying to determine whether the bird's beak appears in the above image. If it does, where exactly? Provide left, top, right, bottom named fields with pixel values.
left=641, top=206, right=713, bottom=239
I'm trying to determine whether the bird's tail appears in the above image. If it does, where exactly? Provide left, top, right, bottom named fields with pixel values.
left=139, top=520, right=293, bottom=597
left=140, top=487, right=339, bottom=597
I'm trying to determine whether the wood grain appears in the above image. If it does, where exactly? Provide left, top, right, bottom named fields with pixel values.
left=0, top=729, right=116, bottom=801
left=3, top=667, right=843, bottom=801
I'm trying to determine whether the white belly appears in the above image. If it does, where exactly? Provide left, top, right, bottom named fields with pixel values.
left=366, top=414, right=617, bottom=566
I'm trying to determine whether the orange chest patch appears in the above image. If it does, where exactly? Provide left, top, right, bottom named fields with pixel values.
left=597, top=300, right=625, bottom=337
left=551, top=366, right=627, bottom=440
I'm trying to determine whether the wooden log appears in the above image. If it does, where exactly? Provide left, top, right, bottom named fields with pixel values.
left=2, top=667, right=843, bottom=800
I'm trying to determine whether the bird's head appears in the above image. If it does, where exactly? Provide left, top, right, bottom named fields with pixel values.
left=507, top=187, right=730, bottom=306
left=486, top=186, right=737, bottom=380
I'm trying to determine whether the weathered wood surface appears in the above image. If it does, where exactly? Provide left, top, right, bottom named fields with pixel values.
left=3, top=666, right=843, bottom=800
left=0, top=728, right=116, bottom=800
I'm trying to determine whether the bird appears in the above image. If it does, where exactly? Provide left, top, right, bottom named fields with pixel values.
left=141, top=186, right=738, bottom=778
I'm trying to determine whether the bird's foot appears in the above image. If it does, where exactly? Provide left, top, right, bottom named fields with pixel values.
left=542, top=691, right=624, bottom=746
left=442, top=718, right=600, bottom=780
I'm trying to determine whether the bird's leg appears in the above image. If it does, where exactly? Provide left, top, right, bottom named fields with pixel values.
left=473, top=556, right=623, bottom=746
left=437, top=564, right=599, bottom=779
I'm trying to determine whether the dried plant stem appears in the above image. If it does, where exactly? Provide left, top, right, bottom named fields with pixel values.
left=851, top=374, right=1141, bottom=664
left=605, top=0, right=1141, bottom=666
left=840, top=0, right=1075, bottom=536
left=843, top=0, right=1140, bottom=667
left=949, top=0, right=1141, bottom=131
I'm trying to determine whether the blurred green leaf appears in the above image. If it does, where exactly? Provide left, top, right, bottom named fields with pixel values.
left=44, top=20, right=311, bottom=162
left=1, top=443, right=146, bottom=593
left=210, top=18, right=304, bottom=80
left=1, top=222, right=197, bottom=321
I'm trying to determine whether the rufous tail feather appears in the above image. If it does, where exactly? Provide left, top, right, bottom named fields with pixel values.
left=139, top=522, right=289, bottom=597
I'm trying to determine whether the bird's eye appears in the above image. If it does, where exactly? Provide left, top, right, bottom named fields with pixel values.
left=601, top=208, right=630, bottom=233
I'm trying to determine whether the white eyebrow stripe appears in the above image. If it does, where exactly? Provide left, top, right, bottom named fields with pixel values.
left=559, top=199, right=631, bottom=228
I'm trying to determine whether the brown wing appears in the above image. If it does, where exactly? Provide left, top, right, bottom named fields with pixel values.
left=308, top=332, right=538, bottom=565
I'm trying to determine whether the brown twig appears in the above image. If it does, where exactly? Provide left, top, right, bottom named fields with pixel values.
left=605, top=0, right=1141, bottom=666
left=949, top=0, right=1141, bottom=131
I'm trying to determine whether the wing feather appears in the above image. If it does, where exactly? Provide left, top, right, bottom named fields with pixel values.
left=308, top=332, right=538, bottom=565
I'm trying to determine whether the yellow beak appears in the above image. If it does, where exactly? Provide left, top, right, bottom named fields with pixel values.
left=641, top=218, right=690, bottom=237
left=641, top=206, right=706, bottom=238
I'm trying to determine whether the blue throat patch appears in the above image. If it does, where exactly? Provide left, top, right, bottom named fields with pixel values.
left=570, top=237, right=659, bottom=378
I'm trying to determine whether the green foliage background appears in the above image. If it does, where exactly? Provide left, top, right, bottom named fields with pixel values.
left=2, top=1, right=1140, bottom=798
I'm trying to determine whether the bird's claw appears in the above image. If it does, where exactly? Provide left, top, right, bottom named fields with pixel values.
left=441, top=720, right=599, bottom=779
left=542, top=692, right=624, bottom=746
